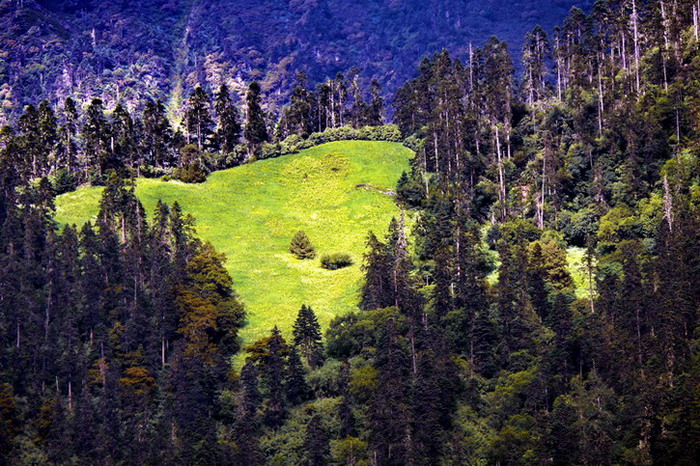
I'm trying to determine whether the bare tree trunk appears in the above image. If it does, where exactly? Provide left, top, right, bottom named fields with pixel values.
left=663, top=175, right=674, bottom=231
left=538, top=150, right=546, bottom=229
left=631, top=0, right=641, bottom=93
left=598, top=54, right=605, bottom=137
left=495, top=127, right=506, bottom=222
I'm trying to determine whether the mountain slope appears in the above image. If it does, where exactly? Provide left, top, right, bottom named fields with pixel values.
left=0, top=0, right=592, bottom=120
left=55, top=140, right=412, bottom=345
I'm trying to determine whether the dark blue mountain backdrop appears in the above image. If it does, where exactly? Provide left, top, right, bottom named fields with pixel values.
left=0, top=0, right=591, bottom=121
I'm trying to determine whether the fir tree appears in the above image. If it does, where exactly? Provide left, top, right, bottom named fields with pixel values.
left=360, top=231, right=393, bottom=310
left=185, top=86, right=214, bottom=152
left=289, top=230, right=316, bottom=259
left=142, top=99, right=173, bottom=168
left=82, top=98, right=110, bottom=178
left=366, top=79, right=384, bottom=126
left=37, top=100, right=58, bottom=176
left=292, top=304, right=324, bottom=367
left=303, top=412, right=330, bottom=466
left=244, top=81, right=268, bottom=158
left=58, top=97, right=79, bottom=173
left=214, top=84, right=241, bottom=154
left=285, top=347, right=311, bottom=405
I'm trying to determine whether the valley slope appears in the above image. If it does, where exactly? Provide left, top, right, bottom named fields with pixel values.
left=55, top=140, right=412, bottom=346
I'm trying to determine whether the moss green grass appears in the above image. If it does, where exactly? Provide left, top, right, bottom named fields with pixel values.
left=55, top=141, right=412, bottom=349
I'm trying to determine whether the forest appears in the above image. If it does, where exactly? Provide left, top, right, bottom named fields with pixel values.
left=1, top=0, right=700, bottom=464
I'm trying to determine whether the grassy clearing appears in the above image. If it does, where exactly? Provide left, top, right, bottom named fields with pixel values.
left=55, top=141, right=412, bottom=350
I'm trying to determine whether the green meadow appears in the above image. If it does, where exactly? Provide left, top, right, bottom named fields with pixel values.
left=55, top=141, right=413, bottom=348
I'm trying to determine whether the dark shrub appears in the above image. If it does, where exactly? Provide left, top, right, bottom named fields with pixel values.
left=320, top=253, right=353, bottom=270
left=172, top=163, right=208, bottom=183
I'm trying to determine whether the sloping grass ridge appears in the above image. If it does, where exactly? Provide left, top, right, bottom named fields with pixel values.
left=55, top=141, right=413, bottom=347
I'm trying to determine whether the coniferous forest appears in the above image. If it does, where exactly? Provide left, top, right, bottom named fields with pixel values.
left=1, top=0, right=700, bottom=464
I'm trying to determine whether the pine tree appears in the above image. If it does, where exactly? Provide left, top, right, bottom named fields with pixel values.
left=176, top=242, right=245, bottom=365
left=292, top=304, right=324, bottom=367
left=233, top=361, right=263, bottom=465
left=366, top=79, right=384, bottom=126
left=82, top=98, right=110, bottom=178
left=281, top=72, right=315, bottom=138
left=360, top=231, right=393, bottom=310
left=289, top=230, right=316, bottom=259
left=247, top=326, right=289, bottom=428
left=303, top=412, right=330, bottom=466
left=370, top=320, right=411, bottom=465
left=37, top=100, right=58, bottom=176
left=214, top=84, right=241, bottom=154
left=285, top=347, right=311, bottom=405
left=349, top=74, right=369, bottom=128
left=185, top=86, right=214, bottom=152
left=17, top=104, right=40, bottom=178
left=522, top=25, right=551, bottom=106
left=244, top=81, right=268, bottom=158
left=142, top=99, right=173, bottom=168
left=58, top=97, right=79, bottom=174
left=109, top=103, right=135, bottom=173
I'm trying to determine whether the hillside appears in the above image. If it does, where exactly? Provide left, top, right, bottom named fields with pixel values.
left=55, top=140, right=412, bottom=345
left=0, top=0, right=592, bottom=120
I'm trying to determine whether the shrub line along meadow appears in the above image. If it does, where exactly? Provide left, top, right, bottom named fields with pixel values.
left=55, top=140, right=413, bottom=350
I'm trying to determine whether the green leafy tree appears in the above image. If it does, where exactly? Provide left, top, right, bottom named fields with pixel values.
left=177, top=242, right=246, bottom=364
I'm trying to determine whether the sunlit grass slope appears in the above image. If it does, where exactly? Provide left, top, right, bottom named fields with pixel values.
left=55, top=141, right=412, bottom=347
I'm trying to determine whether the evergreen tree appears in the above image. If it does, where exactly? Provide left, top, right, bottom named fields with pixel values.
left=109, top=103, right=135, bottom=173
left=17, top=104, right=40, bottom=178
left=214, top=84, right=241, bottom=154
left=82, top=98, right=110, bottom=178
left=281, top=72, right=315, bottom=138
left=285, top=347, right=311, bottom=405
left=292, top=304, right=324, bottom=367
left=370, top=320, right=411, bottom=465
left=289, top=230, right=316, bottom=259
left=360, top=231, right=393, bottom=310
left=37, top=100, right=58, bottom=176
left=247, top=327, right=288, bottom=428
left=244, top=81, right=268, bottom=158
left=303, top=412, right=330, bottom=466
left=176, top=242, right=246, bottom=364
left=185, top=86, right=214, bottom=152
left=142, top=99, right=173, bottom=168
left=522, top=25, right=551, bottom=106
left=366, top=79, right=384, bottom=126
left=58, top=97, right=79, bottom=173
left=233, top=361, right=263, bottom=465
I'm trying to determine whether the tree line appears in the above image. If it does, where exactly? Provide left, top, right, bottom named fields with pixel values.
left=0, top=72, right=385, bottom=189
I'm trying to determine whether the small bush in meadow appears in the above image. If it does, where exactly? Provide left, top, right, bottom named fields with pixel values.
left=172, top=163, right=208, bottom=183
left=320, top=253, right=353, bottom=270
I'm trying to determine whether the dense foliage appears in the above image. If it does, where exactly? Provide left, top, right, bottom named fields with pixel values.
left=0, top=0, right=591, bottom=119
left=0, top=173, right=247, bottom=462
left=0, top=73, right=398, bottom=188
left=1, top=0, right=700, bottom=464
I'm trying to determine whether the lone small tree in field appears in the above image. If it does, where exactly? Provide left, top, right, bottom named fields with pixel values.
left=290, top=231, right=316, bottom=259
